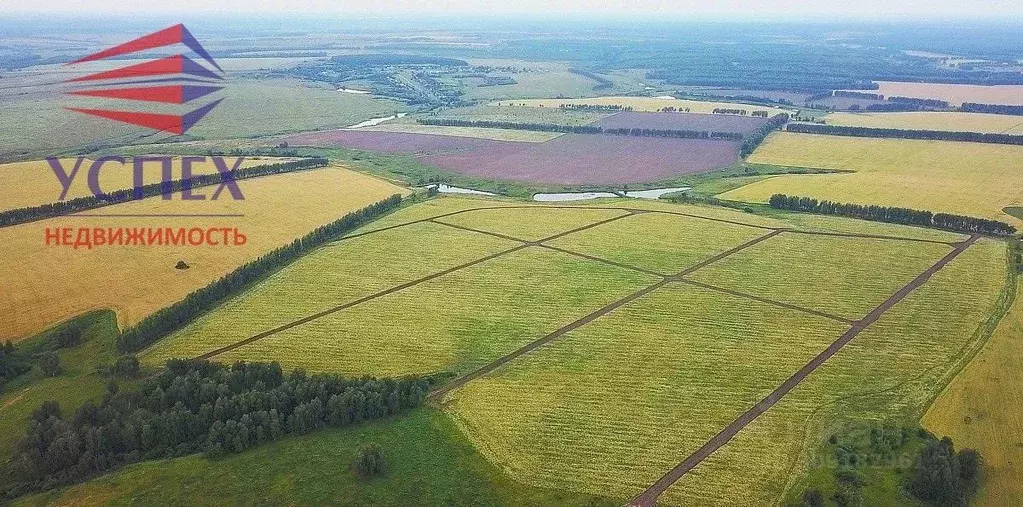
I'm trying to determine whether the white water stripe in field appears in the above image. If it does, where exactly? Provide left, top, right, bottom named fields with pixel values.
left=347, top=113, right=408, bottom=129
left=431, top=184, right=497, bottom=196
left=533, top=187, right=691, bottom=202
left=337, top=88, right=370, bottom=94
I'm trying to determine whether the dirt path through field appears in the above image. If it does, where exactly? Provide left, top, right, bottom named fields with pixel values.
left=627, top=234, right=980, bottom=507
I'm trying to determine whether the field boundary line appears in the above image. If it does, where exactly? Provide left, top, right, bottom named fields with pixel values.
left=627, top=234, right=981, bottom=507
left=428, top=279, right=672, bottom=400
left=677, top=279, right=856, bottom=324
left=336, top=203, right=950, bottom=247
left=785, top=228, right=961, bottom=246
left=429, top=228, right=787, bottom=400
left=193, top=244, right=529, bottom=360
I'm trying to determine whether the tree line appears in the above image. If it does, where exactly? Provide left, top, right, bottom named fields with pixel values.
left=769, top=194, right=1016, bottom=236
left=786, top=123, right=1023, bottom=146
left=567, top=68, right=613, bottom=90
left=0, top=157, right=329, bottom=228
left=117, top=194, right=405, bottom=352
left=740, top=113, right=790, bottom=157
left=417, top=118, right=744, bottom=140
left=833, top=90, right=884, bottom=100
left=4, top=359, right=428, bottom=497
left=888, top=96, right=950, bottom=108
left=961, top=102, right=1023, bottom=116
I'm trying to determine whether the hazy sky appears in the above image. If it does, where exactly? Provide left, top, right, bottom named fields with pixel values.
left=1, top=0, right=1021, bottom=19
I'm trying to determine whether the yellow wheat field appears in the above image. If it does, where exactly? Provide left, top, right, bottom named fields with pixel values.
left=0, top=156, right=291, bottom=213
left=824, top=111, right=1023, bottom=134
left=923, top=277, right=1023, bottom=507
left=722, top=132, right=1023, bottom=226
left=0, top=166, right=406, bottom=342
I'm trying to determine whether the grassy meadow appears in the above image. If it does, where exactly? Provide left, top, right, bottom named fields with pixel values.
left=14, top=408, right=612, bottom=507
left=723, top=132, right=1023, bottom=226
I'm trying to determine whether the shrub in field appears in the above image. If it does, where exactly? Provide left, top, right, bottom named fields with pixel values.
left=37, top=352, right=60, bottom=377
left=907, top=437, right=981, bottom=506
left=353, top=443, right=386, bottom=479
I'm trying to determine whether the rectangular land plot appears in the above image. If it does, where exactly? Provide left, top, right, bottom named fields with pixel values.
left=435, top=206, right=631, bottom=242
left=662, top=238, right=1007, bottom=506
left=443, top=284, right=848, bottom=502
left=545, top=211, right=770, bottom=275
left=143, top=221, right=519, bottom=364
left=690, top=233, right=953, bottom=320
left=210, top=247, right=658, bottom=377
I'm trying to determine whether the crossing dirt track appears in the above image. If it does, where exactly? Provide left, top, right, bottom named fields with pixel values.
left=149, top=200, right=992, bottom=505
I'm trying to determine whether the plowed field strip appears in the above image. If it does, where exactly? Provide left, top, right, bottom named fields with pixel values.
left=678, top=279, right=856, bottom=324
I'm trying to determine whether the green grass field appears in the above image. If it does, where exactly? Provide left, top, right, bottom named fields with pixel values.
left=663, top=239, right=1008, bottom=506
left=33, top=197, right=1008, bottom=506
left=690, top=234, right=954, bottom=319
left=445, top=284, right=847, bottom=501
left=143, top=221, right=518, bottom=364
left=545, top=211, right=768, bottom=274
left=14, top=408, right=612, bottom=507
left=211, top=248, right=656, bottom=377
left=0, top=311, right=131, bottom=459
left=430, top=104, right=610, bottom=125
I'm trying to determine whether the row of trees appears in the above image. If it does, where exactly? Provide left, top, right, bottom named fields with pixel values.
left=117, top=194, right=405, bottom=352
left=888, top=96, right=950, bottom=108
left=769, top=194, right=1016, bottom=236
left=961, top=102, right=1023, bottom=116
left=740, top=113, right=790, bottom=157
left=786, top=122, right=1023, bottom=146
left=417, top=118, right=744, bottom=140
left=0, top=157, right=329, bottom=227
left=567, top=68, right=613, bottom=90
left=833, top=90, right=884, bottom=100
left=6, top=360, right=428, bottom=496
left=0, top=342, right=31, bottom=389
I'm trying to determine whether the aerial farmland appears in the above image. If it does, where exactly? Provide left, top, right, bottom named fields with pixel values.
left=1, top=9, right=1021, bottom=507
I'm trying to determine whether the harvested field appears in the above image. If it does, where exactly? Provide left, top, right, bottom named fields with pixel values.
left=866, top=81, right=1023, bottom=106
left=724, top=132, right=1023, bottom=226
left=824, top=111, right=1023, bottom=134
left=419, top=134, right=740, bottom=184
left=0, top=156, right=291, bottom=213
left=594, top=111, right=770, bottom=135
left=0, top=166, right=406, bottom=342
